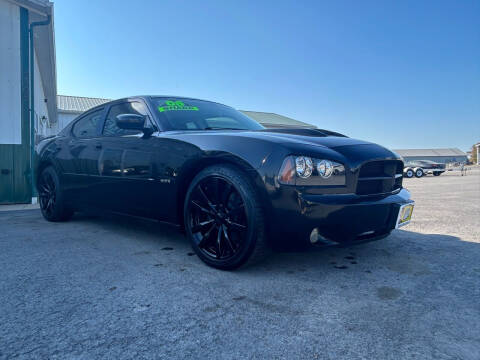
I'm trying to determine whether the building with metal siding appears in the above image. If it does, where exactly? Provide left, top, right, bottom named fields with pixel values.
left=474, top=143, right=480, bottom=165
left=393, top=148, right=468, bottom=164
left=57, top=95, right=111, bottom=131
left=239, top=111, right=315, bottom=129
left=0, top=0, right=56, bottom=204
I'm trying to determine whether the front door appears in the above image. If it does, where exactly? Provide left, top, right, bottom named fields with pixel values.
left=97, top=101, right=157, bottom=217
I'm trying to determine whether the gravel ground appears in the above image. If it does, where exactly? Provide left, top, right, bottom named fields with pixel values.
left=0, top=169, right=479, bottom=359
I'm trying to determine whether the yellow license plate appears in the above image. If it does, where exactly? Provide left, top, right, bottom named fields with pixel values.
left=396, top=203, right=414, bottom=228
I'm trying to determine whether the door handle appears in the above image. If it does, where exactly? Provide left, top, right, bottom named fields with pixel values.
left=1, top=169, right=11, bottom=175
left=95, top=143, right=102, bottom=149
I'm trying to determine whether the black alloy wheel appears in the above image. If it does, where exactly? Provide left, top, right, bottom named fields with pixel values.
left=39, top=170, right=56, bottom=217
left=184, top=165, right=267, bottom=269
left=38, top=166, right=73, bottom=222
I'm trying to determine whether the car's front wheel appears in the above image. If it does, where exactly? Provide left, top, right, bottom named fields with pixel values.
left=38, top=166, right=74, bottom=222
left=405, top=169, right=414, bottom=178
left=184, top=165, right=268, bottom=270
left=433, top=172, right=441, bottom=176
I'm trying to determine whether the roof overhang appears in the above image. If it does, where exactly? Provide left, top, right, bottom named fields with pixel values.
left=6, top=0, right=49, bottom=15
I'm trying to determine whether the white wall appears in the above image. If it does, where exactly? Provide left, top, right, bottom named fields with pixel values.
left=58, top=112, right=79, bottom=131
left=0, top=0, right=21, bottom=144
left=33, top=49, right=56, bottom=137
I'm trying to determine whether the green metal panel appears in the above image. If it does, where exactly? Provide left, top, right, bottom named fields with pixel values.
left=0, top=144, right=30, bottom=204
left=0, top=146, right=14, bottom=203
left=13, top=145, right=31, bottom=203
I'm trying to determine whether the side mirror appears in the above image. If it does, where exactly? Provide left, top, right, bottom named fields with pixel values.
left=116, top=114, right=146, bottom=130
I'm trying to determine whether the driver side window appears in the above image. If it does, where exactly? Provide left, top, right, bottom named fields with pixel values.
left=103, top=102, right=149, bottom=137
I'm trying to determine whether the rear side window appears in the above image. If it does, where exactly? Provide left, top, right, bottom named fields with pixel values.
left=72, top=109, right=104, bottom=138
left=103, top=102, right=149, bottom=137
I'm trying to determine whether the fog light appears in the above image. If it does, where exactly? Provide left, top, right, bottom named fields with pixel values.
left=310, top=228, right=319, bottom=244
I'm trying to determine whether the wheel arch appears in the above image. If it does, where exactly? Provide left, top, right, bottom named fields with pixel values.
left=36, top=156, right=63, bottom=189
left=36, top=159, right=54, bottom=188
left=175, top=154, right=272, bottom=229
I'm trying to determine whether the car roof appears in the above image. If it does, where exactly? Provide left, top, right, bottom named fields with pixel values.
left=117, top=95, right=227, bottom=105
left=80, top=95, right=231, bottom=114
left=60, top=95, right=235, bottom=135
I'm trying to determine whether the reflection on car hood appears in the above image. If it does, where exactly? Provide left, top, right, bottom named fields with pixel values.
left=252, top=130, right=371, bottom=148
left=166, top=128, right=373, bottom=149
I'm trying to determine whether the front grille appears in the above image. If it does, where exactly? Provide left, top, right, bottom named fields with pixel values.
left=356, top=160, right=403, bottom=195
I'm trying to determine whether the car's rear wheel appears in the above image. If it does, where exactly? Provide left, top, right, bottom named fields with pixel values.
left=184, top=165, right=268, bottom=270
left=405, top=169, right=414, bottom=178
left=38, top=166, right=74, bottom=222
left=415, top=168, right=424, bottom=178
left=433, top=172, right=441, bottom=176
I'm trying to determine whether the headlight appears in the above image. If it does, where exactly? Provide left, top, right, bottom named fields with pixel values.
left=317, top=160, right=333, bottom=178
left=278, top=156, right=345, bottom=186
left=295, top=156, right=313, bottom=178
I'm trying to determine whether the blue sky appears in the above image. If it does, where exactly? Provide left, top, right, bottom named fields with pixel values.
left=54, top=0, right=479, bottom=151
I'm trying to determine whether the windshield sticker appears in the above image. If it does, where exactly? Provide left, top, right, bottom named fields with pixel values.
left=158, top=100, right=199, bottom=112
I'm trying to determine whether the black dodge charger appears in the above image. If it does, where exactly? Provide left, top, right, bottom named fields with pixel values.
left=36, top=96, right=414, bottom=269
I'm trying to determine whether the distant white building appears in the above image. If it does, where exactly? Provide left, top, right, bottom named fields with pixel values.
left=394, top=148, right=468, bottom=164
left=57, top=95, right=110, bottom=130
left=475, top=143, right=480, bottom=165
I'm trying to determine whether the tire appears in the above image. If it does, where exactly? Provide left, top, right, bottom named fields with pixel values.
left=415, top=168, right=424, bottom=178
left=405, top=169, right=414, bottom=178
left=433, top=172, right=441, bottom=176
left=184, top=165, right=268, bottom=270
left=38, top=166, right=74, bottom=222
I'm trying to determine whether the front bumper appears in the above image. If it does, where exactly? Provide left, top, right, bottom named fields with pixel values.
left=268, top=188, right=413, bottom=246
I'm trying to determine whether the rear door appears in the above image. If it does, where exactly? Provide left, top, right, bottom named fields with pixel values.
left=61, top=108, right=105, bottom=207
left=96, top=100, right=157, bottom=217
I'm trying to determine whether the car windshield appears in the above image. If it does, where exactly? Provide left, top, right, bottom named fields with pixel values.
left=151, top=98, right=265, bottom=131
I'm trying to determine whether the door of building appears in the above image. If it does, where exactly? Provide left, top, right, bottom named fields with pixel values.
left=0, top=145, right=30, bottom=204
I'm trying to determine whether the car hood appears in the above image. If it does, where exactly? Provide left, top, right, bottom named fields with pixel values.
left=252, top=130, right=370, bottom=148
left=166, top=128, right=372, bottom=149
left=248, top=129, right=400, bottom=163
left=163, top=128, right=400, bottom=166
